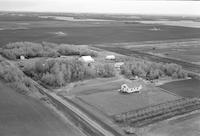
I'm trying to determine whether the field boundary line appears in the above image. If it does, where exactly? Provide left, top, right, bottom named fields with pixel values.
left=156, top=86, right=183, bottom=98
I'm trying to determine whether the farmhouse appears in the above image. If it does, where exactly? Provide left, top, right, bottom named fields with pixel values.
left=79, top=56, right=94, bottom=63
left=119, top=84, right=142, bottom=94
left=106, top=55, right=116, bottom=60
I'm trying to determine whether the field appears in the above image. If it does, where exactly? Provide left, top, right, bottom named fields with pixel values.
left=117, top=39, right=200, bottom=64
left=56, top=77, right=128, bottom=96
left=78, top=85, right=179, bottom=116
left=0, top=81, right=83, bottom=136
left=159, top=79, right=200, bottom=98
left=146, top=111, right=200, bottom=136
left=59, top=77, right=179, bottom=116
left=57, top=77, right=182, bottom=135
left=1, top=12, right=200, bottom=46
left=2, top=12, right=200, bottom=136
left=138, top=20, right=200, bottom=28
left=2, top=24, right=200, bottom=46
left=63, top=77, right=200, bottom=136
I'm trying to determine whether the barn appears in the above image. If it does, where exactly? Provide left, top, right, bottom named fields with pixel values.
left=106, top=55, right=116, bottom=60
left=79, top=56, right=95, bottom=63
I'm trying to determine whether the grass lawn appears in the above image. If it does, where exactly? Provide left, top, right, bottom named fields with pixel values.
left=78, top=84, right=179, bottom=116
left=57, top=77, right=130, bottom=96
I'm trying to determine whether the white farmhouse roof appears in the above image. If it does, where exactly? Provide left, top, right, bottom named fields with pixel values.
left=106, top=55, right=115, bottom=60
left=79, top=56, right=94, bottom=63
left=119, top=84, right=142, bottom=94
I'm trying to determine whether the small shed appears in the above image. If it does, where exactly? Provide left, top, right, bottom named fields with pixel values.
left=114, top=62, right=124, bottom=69
left=20, top=55, right=25, bottom=60
left=106, top=55, right=116, bottom=60
left=79, top=56, right=94, bottom=63
left=130, top=76, right=139, bottom=80
left=55, top=31, right=67, bottom=36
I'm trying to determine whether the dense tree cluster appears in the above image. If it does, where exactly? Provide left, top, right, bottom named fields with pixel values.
left=1, top=42, right=58, bottom=59
left=0, top=42, right=97, bottom=60
left=57, top=44, right=97, bottom=57
left=22, top=58, right=115, bottom=87
left=0, top=58, right=38, bottom=95
left=121, top=59, right=187, bottom=80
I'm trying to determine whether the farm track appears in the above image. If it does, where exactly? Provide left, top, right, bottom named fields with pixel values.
left=95, top=46, right=200, bottom=74
left=62, top=97, right=123, bottom=135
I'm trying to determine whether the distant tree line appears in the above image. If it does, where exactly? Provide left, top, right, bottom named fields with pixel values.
left=121, top=59, right=187, bottom=80
left=0, top=42, right=97, bottom=60
left=22, top=58, right=115, bottom=87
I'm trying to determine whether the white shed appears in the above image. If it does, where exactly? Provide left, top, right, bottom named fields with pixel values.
left=114, top=62, right=124, bottom=69
left=20, top=55, right=25, bottom=60
left=55, top=31, right=67, bottom=36
left=106, top=55, right=115, bottom=60
left=79, top=56, right=94, bottom=63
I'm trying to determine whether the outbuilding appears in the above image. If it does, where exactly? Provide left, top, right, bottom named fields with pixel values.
left=79, top=56, right=94, bottom=63
left=60, top=55, right=68, bottom=58
left=114, top=62, right=124, bottom=69
left=20, top=55, right=25, bottom=60
left=106, top=55, right=116, bottom=60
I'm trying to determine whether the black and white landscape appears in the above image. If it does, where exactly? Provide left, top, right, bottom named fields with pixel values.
left=0, top=1, right=200, bottom=136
